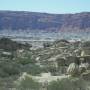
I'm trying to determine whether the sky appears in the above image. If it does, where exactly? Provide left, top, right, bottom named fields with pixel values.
left=0, top=0, right=90, bottom=14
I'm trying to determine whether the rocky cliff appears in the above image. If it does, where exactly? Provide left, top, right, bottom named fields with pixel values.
left=0, top=11, right=90, bottom=32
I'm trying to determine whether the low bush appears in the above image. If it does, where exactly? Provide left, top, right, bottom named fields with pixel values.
left=47, top=77, right=87, bottom=90
left=0, top=61, right=20, bottom=77
left=15, top=75, right=41, bottom=90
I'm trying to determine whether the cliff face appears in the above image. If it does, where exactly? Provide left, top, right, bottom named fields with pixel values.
left=0, top=11, right=90, bottom=31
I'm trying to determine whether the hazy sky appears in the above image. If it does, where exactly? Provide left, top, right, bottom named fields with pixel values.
left=0, top=0, right=90, bottom=14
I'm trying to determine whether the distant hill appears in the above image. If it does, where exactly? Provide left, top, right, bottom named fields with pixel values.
left=0, top=11, right=90, bottom=32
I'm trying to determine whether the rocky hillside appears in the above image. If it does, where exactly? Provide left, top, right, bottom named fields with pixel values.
left=0, top=11, right=90, bottom=32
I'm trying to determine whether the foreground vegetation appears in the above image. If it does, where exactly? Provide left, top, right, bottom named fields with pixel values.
left=0, top=38, right=90, bottom=90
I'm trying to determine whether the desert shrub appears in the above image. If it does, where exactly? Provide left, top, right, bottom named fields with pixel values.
left=0, top=61, right=20, bottom=77
left=15, top=75, right=41, bottom=90
left=16, top=57, right=33, bottom=65
left=0, top=69, right=9, bottom=77
left=16, top=54, right=36, bottom=65
left=14, top=55, right=42, bottom=75
left=46, top=66, right=57, bottom=75
left=82, top=41, right=90, bottom=47
left=43, top=42, right=52, bottom=48
left=47, top=77, right=87, bottom=90
left=22, top=64, right=43, bottom=75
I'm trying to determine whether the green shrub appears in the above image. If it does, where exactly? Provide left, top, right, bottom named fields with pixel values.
left=82, top=41, right=90, bottom=47
left=0, top=61, right=20, bottom=77
left=22, top=64, right=42, bottom=75
left=16, top=55, right=35, bottom=65
left=47, top=77, right=87, bottom=90
left=15, top=75, right=41, bottom=90
left=43, top=42, right=52, bottom=48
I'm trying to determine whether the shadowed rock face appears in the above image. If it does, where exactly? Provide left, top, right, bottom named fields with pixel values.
left=0, top=11, right=90, bottom=31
